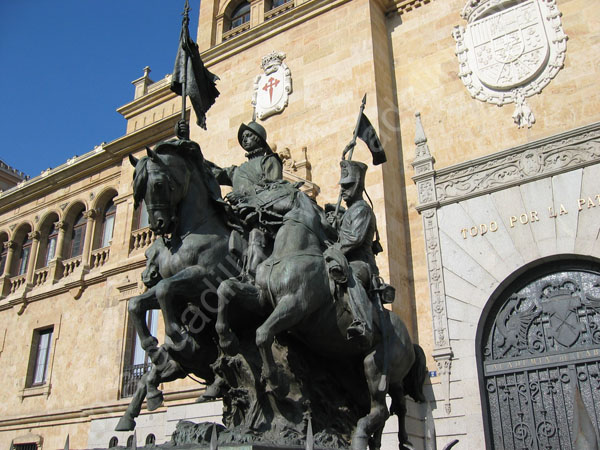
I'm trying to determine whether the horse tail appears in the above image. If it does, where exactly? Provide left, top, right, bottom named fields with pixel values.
left=403, top=344, right=427, bottom=403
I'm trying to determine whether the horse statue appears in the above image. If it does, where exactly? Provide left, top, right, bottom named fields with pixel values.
left=116, top=139, right=238, bottom=431
left=216, top=181, right=427, bottom=450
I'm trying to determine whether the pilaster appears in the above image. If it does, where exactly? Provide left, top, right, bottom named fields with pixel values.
left=411, top=112, right=454, bottom=415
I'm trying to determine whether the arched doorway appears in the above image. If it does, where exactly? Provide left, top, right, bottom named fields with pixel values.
left=478, top=260, right=600, bottom=449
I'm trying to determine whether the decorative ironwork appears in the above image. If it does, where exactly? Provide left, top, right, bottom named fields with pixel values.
left=481, top=269, right=600, bottom=449
left=121, top=363, right=152, bottom=398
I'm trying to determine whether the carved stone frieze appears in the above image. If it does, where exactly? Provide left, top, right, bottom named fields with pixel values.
left=434, top=123, right=600, bottom=206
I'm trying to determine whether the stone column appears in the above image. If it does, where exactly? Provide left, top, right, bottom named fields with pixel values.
left=49, top=221, right=67, bottom=283
left=81, top=209, right=97, bottom=271
left=0, top=240, right=17, bottom=297
left=25, top=231, right=41, bottom=287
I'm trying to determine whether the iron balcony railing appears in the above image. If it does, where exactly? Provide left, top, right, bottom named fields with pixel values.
left=121, top=363, right=152, bottom=398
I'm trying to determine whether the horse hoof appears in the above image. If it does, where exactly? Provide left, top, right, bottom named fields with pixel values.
left=147, top=391, right=164, bottom=411
left=115, top=416, right=136, bottom=432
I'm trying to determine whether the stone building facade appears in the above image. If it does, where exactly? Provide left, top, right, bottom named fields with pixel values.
left=1, top=0, right=599, bottom=449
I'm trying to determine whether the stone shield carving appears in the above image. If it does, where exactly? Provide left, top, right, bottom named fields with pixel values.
left=252, top=51, right=292, bottom=120
left=453, top=0, right=567, bottom=128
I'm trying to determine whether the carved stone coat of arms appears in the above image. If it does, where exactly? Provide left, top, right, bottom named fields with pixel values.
left=252, top=51, right=292, bottom=120
left=453, top=0, right=567, bottom=128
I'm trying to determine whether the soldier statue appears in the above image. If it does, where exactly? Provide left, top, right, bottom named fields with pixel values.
left=326, top=160, right=379, bottom=342
left=209, top=121, right=283, bottom=279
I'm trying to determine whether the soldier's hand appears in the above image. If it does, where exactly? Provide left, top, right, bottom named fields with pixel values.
left=225, top=191, right=240, bottom=204
left=175, top=120, right=189, bottom=139
left=326, top=211, right=338, bottom=227
left=342, top=142, right=356, bottom=159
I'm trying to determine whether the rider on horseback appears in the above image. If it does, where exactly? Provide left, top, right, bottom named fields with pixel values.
left=327, top=160, right=384, bottom=342
left=208, top=121, right=283, bottom=280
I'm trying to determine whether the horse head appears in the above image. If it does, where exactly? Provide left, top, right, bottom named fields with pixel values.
left=130, top=140, right=202, bottom=236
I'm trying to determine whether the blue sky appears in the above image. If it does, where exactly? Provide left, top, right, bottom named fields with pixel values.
left=0, top=0, right=199, bottom=178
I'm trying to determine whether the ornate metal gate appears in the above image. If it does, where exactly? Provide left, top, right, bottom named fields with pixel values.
left=481, top=268, right=600, bottom=449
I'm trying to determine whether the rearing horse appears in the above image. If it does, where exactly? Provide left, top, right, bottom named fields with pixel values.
left=216, top=182, right=427, bottom=450
left=116, top=139, right=236, bottom=431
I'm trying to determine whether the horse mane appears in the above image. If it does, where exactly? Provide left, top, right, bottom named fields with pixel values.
left=132, top=157, right=150, bottom=209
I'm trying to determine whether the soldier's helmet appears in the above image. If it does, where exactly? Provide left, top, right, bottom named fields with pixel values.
left=238, top=121, right=272, bottom=153
left=339, top=160, right=367, bottom=198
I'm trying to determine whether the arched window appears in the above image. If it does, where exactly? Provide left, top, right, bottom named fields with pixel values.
left=69, top=212, right=86, bottom=258
left=229, top=1, right=250, bottom=29
left=134, top=200, right=150, bottom=230
left=145, top=433, right=156, bottom=446
left=126, top=435, right=135, bottom=448
left=17, top=235, right=32, bottom=276
left=108, top=436, right=118, bottom=448
left=0, top=242, right=7, bottom=275
left=269, top=0, right=292, bottom=9
left=44, top=224, right=58, bottom=266
left=100, top=200, right=116, bottom=248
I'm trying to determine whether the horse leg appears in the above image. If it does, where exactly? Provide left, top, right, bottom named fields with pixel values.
left=115, top=371, right=150, bottom=431
left=128, top=289, right=160, bottom=350
left=216, top=278, right=261, bottom=352
left=369, top=426, right=384, bottom=450
left=153, top=266, right=210, bottom=352
left=352, top=349, right=390, bottom=450
left=389, top=385, right=411, bottom=450
left=255, top=294, right=306, bottom=390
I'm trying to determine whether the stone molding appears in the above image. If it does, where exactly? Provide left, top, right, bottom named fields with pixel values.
left=415, top=121, right=600, bottom=211
left=385, top=0, right=435, bottom=15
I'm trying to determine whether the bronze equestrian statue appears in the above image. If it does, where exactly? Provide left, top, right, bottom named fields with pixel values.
left=118, top=134, right=427, bottom=450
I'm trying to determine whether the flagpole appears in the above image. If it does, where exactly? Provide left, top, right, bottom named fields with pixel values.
left=180, top=0, right=190, bottom=138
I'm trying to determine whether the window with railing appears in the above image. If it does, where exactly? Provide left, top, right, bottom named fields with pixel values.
left=0, top=243, right=7, bottom=275
left=13, top=444, right=38, bottom=450
left=69, top=212, right=86, bottom=258
left=100, top=200, right=116, bottom=248
left=44, top=224, right=58, bottom=267
left=269, top=0, right=293, bottom=9
left=229, top=1, right=250, bottom=30
left=17, top=236, right=32, bottom=276
left=121, top=310, right=158, bottom=398
left=133, top=200, right=150, bottom=230
left=27, top=327, right=53, bottom=387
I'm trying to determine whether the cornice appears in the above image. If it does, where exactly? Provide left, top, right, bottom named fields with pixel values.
left=384, top=0, right=435, bottom=14
left=422, top=121, right=600, bottom=210
left=201, top=0, right=353, bottom=66
left=0, top=387, right=203, bottom=429
left=116, top=77, right=177, bottom=120
left=0, top=114, right=180, bottom=213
